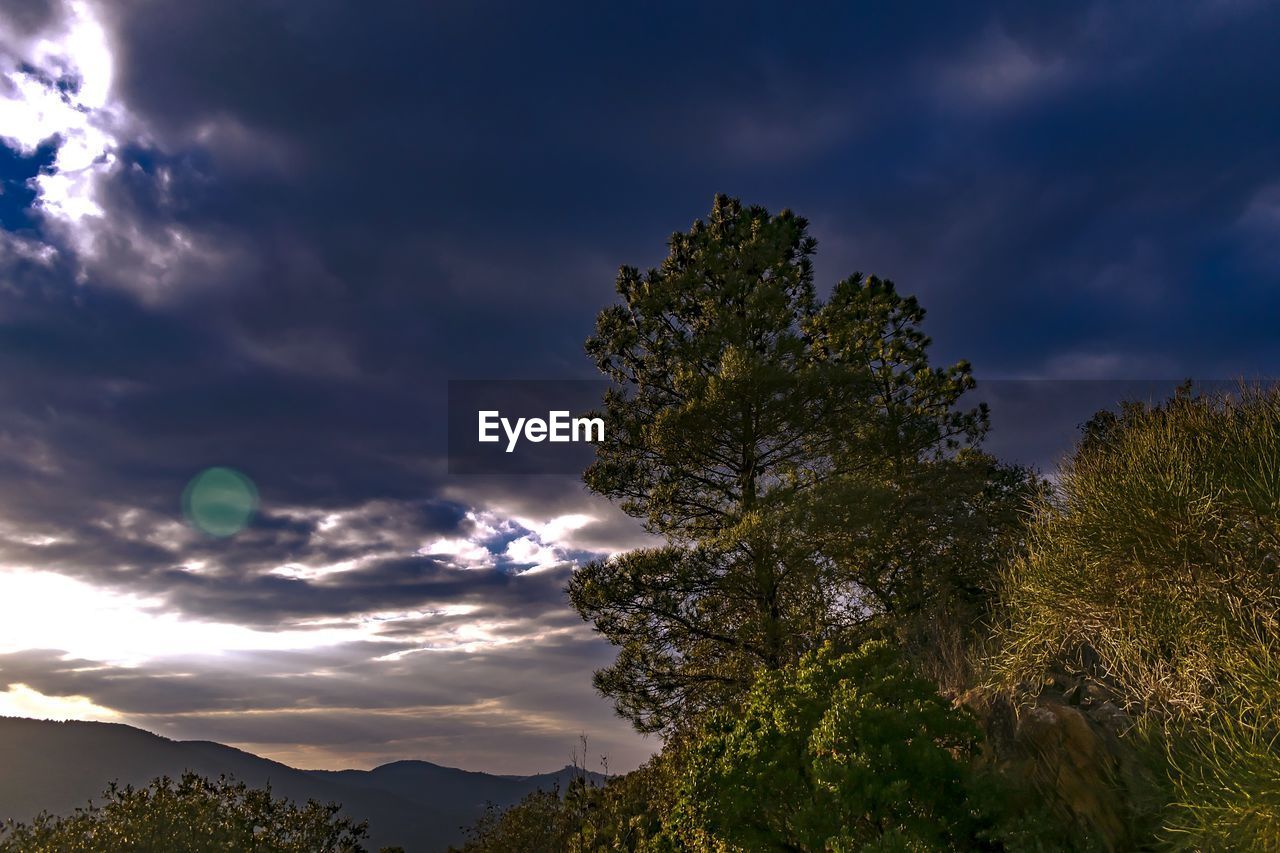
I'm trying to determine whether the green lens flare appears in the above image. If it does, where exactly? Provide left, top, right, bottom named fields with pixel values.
left=182, top=467, right=259, bottom=537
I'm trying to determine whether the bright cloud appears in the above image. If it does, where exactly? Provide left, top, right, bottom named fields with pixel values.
left=503, top=535, right=563, bottom=573
left=421, top=536, right=493, bottom=566
left=0, top=0, right=227, bottom=301
left=535, top=513, right=593, bottom=543
left=0, top=570, right=381, bottom=665
left=0, top=0, right=121, bottom=240
left=0, top=682, right=121, bottom=722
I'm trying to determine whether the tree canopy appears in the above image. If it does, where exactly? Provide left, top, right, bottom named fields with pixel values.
left=0, top=772, right=368, bottom=853
left=571, top=195, right=1030, bottom=732
left=669, top=642, right=994, bottom=852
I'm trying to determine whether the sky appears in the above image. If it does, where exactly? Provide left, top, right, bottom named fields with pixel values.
left=0, top=0, right=1277, bottom=774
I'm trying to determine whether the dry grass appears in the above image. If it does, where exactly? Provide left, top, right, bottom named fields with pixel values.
left=991, top=384, right=1280, bottom=714
left=988, top=383, right=1280, bottom=848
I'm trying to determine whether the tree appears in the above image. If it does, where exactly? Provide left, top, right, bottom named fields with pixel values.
left=668, top=641, right=995, bottom=852
left=452, top=787, right=573, bottom=853
left=0, top=772, right=368, bottom=852
left=569, top=195, right=1019, bottom=733
left=453, top=763, right=678, bottom=853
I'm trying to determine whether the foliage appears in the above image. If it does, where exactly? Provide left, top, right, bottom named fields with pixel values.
left=0, top=772, right=367, bottom=853
left=810, top=448, right=1044, bottom=693
left=668, top=641, right=996, bottom=852
left=563, top=759, right=679, bottom=852
left=991, top=383, right=1280, bottom=849
left=454, top=786, right=575, bottom=853
left=572, top=194, right=1028, bottom=733
left=469, top=208, right=1280, bottom=852
left=1151, top=638, right=1280, bottom=849
left=453, top=762, right=675, bottom=853
left=992, top=384, right=1280, bottom=714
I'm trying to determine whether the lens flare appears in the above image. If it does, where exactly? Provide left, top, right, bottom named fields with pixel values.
left=182, top=467, right=259, bottom=537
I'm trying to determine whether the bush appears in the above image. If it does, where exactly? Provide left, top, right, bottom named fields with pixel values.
left=1153, top=639, right=1280, bottom=849
left=991, top=384, right=1280, bottom=849
left=992, top=385, right=1280, bottom=714
left=669, top=641, right=997, bottom=851
left=0, top=772, right=367, bottom=852
left=454, top=760, right=678, bottom=853
left=565, top=760, right=678, bottom=852
left=454, top=786, right=574, bottom=853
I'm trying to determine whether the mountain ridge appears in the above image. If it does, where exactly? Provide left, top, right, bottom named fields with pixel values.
left=0, top=716, right=603, bottom=852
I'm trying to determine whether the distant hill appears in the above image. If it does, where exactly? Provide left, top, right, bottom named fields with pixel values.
left=0, top=716, right=603, bottom=852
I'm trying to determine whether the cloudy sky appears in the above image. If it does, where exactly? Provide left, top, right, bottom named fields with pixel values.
left=0, top=0, right=1277, bottom=774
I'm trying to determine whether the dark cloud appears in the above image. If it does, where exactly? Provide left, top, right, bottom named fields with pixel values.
left=0, top=0, right=60, bottom=37
left=160, top=557, right=577, bottom=625
left=0, top=0, right=1277, bottom=772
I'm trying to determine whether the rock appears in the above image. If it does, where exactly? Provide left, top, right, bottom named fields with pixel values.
left=1088, top=701, right=1132, bottom=737
left=1014, top=701, right=1129, bottom=845
left=1080, top=681, right=1117, bottom=707
left=961, top=682, right=1156, bottom=852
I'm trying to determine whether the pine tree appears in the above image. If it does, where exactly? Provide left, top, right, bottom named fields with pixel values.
left=569, top=196, right=1017, bottom=733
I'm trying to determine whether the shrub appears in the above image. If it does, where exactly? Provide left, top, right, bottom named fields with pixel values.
left=0, top=772, right=367, bottom=853
left=453, top=787, right=573, bottom=853
left=1152, top=638, right=1280, bottom=849
left=669, top=641, right=996, bottom=851
left=992, top=384, right=1280, bottom=715
left=991, top=384, right=1280, bottom=848
left=454, top=760, right=678, bottom=853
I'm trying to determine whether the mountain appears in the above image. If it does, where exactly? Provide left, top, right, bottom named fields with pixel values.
left=0, top=716, right=603, bottom=852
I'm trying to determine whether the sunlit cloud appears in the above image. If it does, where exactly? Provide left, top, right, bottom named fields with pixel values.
left=535, top=513, right=593, bottom=543
left=503, top=535, right=563, bottom=573
left=0, top=1, right=232, bottom=300
left=421, top=536, right=493, bottom=566
left=0, top=682, right=120, bottom=722
left=269, top=557, right=366, bottom=581
left=0, top=0, right=121, bottom=243
left=0, top=570, right=383, bottom=665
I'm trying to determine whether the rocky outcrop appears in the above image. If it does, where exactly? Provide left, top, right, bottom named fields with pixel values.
left=961, top=677, right=1160, bottom=851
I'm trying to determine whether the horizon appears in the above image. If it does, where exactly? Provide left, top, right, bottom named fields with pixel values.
left=0, top=714, right=592, bottom=776
left=1, top=0, right=1278, bottom=777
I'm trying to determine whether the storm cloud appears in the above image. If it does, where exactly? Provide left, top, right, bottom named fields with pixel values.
left=0, top=0, right=1276, bottom=772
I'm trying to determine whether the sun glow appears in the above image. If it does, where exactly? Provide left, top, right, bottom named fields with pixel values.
left=0, top=682, right=120, bottom=722
left=0, top=0, right=120, bottom=231
left=0, top=570, right=381, bottom=665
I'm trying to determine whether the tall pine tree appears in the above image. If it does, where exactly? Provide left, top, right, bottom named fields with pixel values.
left=569, top=196, right=1023, bottom=733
